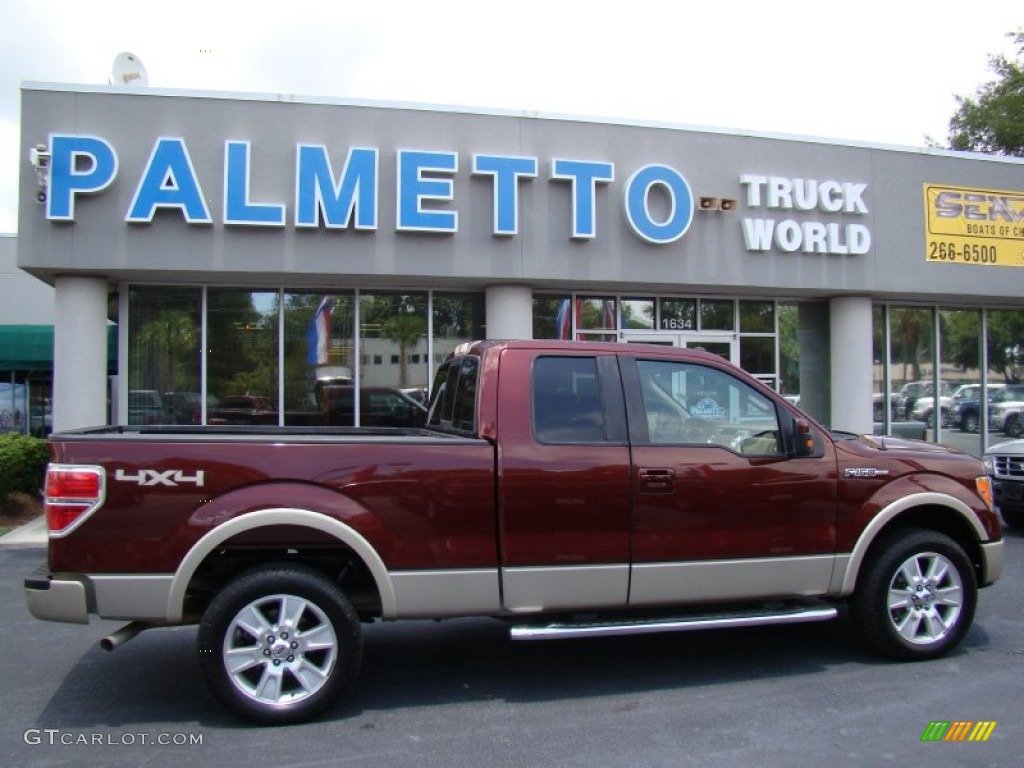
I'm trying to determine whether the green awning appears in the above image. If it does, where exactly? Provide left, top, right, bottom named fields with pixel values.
left=0, top=325, right=117, bottom=372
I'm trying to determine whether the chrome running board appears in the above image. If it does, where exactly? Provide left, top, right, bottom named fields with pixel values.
left=509, top=603, right=838, bottom=641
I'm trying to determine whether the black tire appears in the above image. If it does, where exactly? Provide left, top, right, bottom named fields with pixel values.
left=849, top=529, right=976, bottom=660
left=198, top=563, right=363, bottom=725
left=1006, top=414, right=1023, bottom=438
left=961, top=412, right=979, bottom=433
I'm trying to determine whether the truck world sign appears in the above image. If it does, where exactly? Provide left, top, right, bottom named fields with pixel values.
left=43, top=134, right=698, bottom=245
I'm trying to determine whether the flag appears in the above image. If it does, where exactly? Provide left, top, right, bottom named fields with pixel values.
left=555, top=298, right=571, bottom=340
left=306, top=296, right=332, bottom=365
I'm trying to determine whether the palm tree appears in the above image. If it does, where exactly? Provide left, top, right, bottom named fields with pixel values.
left=382, top=314, right=425, bottom=388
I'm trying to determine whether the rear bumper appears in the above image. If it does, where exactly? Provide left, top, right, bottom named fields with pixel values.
left=24, top=563, right=89, bottom=624
left=25, top=563, right=176, bottom=624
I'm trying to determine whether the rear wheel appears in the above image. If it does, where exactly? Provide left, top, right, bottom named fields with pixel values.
left=198, top=564, right=363, bottom=724
left=961, top=412, right=979, bottom=433
left=849, top=529, right=976, bottom=660
left=1006, top=414, right=1023, bottom=438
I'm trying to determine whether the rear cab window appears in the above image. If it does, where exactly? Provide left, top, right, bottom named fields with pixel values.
left=428, top=355, right=479, bottom=434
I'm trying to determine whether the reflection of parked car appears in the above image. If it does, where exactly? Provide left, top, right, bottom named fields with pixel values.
left=207, top=395, right=276, bottom=425
left=164, top=391, right=221, bottom=424
left=319, top=386, right=427, bottom=428
left=128, top=390, right=170, bottom=424
left=873, top=391, right=899, bottom=421
left=985, top=438, right=1024, bottom=528
left=949, top=384, right=1005, bottom=433
left=901, top=381, right=953, bottom=424
left=989, top=385, right=1024, bottom=437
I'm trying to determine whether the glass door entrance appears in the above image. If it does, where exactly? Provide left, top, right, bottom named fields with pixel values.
left=621, top=332, right=737, bottom=365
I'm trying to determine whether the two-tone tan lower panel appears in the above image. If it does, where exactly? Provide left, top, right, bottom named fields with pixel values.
left=630, top=556, right=836, bottom=606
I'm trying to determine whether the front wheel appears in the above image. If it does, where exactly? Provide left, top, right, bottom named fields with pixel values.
left=1006, top=414, right=1023, bottom=438
left=198, top=564, right=363, bottom=724
left=849, top=529, right=976, bottom=660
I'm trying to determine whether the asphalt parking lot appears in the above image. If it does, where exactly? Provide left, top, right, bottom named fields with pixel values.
left=2, top=531, right=1022, bottom=767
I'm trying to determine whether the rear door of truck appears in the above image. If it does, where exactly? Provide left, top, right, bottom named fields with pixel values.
left=495, top=347, right=632, bottom=612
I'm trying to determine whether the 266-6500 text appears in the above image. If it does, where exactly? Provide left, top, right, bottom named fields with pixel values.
left=928, top=242, right=998, bottom=263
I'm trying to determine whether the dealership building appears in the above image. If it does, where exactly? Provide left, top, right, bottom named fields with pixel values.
left=13, top=82, right=1024, bottom=452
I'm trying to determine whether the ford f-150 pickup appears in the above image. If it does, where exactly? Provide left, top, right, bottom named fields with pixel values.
left=25, top=340, right=1003, bottom=724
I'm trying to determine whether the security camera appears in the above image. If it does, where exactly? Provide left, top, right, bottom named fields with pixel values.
left=30, top=144, right=51, bottom=169
left=36, top=190, right=47, bottom=204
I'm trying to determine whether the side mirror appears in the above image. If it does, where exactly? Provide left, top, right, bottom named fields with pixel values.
left=791, top=417, right=819, bottom=458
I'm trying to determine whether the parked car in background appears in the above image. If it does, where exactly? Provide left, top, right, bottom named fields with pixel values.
left=988, top=385, right=1024, bottom=437
left=949, top=383, right=1005, bottom=433
left=319, top=385, right=427, bottom=428
left=127, top=389, right=170, bottom=425
left=985, top=439, right=1024, bottom=528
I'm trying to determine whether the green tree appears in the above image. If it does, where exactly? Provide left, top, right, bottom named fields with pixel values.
left=382, top=313, right=426, bottom=388
left=946, top=31, right=1024, bottom=156
left=138, top=310, right=199, bottom=393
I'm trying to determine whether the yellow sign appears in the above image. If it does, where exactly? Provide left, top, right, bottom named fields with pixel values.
left=924, top=183, right=1024, bottom=266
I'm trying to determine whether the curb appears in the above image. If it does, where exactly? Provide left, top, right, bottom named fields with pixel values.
left=0, top=516, right=47, bottom=549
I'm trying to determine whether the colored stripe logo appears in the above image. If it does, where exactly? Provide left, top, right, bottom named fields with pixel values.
left=921, top=721, right=997, bottom=742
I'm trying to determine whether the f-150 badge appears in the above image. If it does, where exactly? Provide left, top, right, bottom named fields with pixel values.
left=844, top=468, right=890, bottom=478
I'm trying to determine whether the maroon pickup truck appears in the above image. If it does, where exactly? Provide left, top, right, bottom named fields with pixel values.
left=26, top=340, right=1003, bottom=724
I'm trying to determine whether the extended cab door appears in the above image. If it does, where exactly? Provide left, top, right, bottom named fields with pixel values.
left=621, top=354, right=838, bottom=606
left=496, top=348, right=632, bottom=612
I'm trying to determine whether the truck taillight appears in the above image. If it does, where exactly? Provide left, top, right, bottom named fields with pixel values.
left=44, top=464, right=105, bottom=537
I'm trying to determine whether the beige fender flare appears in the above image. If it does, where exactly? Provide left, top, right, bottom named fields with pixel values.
left=165, top=507, right=397, bottom=622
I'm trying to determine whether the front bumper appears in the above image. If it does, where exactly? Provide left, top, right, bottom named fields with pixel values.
left=992, top=478, right=1024, bottom=512
left=24, top=563, right=89, bottom=624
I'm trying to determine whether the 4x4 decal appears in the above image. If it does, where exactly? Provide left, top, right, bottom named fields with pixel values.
left=114, top=469, right=205, bottom=487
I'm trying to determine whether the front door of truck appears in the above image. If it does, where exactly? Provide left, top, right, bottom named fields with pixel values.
left=496, top=349, right=633, bottom=613
left=620, top=354, right=837, bottom=606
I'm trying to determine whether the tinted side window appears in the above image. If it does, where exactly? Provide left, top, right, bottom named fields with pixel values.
left=636, top=360, right=780, bottom=453
left=427, top=355, right=478, bottom=434
left=532, top=357, right=605, bottom=443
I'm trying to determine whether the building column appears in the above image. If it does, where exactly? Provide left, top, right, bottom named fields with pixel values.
left=485, top=285, right=533, bottom=340
left=830, top=296, right=873, bottom=434
left=53, top=276, right=108, bottom=432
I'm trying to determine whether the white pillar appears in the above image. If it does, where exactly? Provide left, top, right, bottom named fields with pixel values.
left=830, top=296, right=873, bottom=434
left=53, top=276, right=108, bottom=432
left=485, top=285, right=533, bottom=339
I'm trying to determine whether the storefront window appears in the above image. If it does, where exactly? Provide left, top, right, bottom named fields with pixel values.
left=699, top=299, right=735, bottom=331
left=127, top=286, right=201, bottom=425
left=359, top=291, right=428, bottom=394
left=937, top=308, right=982, bottom=453
left=282, top=292, right=355, bottom=427
left=621, top=299, right=655, bottom=330
left=432, top=292, right=485, bottom=369
left=658, top=298, right=696, bottom=331
left=577, top=296, right=617, bottom=330
left=533, top=295, right=571, bottom=339
left=889, top=307, right=934, bottom=423
left=205, top=289, right=280, bottom=425
left=740, top=337, right=775, bottom=378
left=739, top=301, right=774, bottom=333
left=986, top=309, right=1024, bottom=449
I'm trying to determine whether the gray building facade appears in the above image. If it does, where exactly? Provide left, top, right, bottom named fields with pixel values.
left=16, top=83, right=1024, bottom=446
